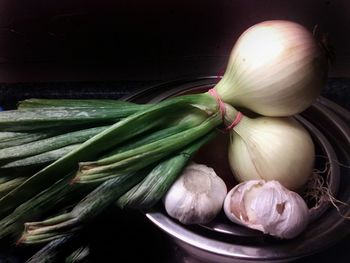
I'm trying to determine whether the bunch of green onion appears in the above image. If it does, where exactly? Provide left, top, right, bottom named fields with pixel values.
left=0, top=20, right=327, bottom=249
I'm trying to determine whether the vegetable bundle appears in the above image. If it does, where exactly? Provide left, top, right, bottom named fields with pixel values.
left=0, top=20, right=328, bottom=257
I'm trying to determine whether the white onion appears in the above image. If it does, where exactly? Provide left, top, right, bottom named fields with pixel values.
left=225, top=105, right=314, bottom=191
left=215, top=20, right=327, bottom=116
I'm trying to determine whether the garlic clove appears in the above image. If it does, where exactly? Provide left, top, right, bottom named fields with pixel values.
left=163, top=162, right=227, bottom=225
left=224, top=180, right=310, bottom=239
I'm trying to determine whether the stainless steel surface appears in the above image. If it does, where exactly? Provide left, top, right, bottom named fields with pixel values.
left=127, top=77, right=350, bottom=263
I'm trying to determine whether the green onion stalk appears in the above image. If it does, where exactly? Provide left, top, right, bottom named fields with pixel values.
left=0, top=99, right=152, bottom=132
left=0, top=144, right=79, bottom=172
left=18, top=171, right=145, bottom=245
left=18, top=132, right=215, bottom=245
left=0, top=173, right=95, bottom=243
left=117, top=132, right=217, bottom=209
left=73, top=113, right=220, bottom=184
left=25, top=234, right=82, bottom=263
left=0, top=94, right=215, bottom=219
left=0, top=126, right=109, bottom=163
left=0, top=95, right=220, bottom=244
left=0, top=130, right=61, bottom=149
left=64, top=244, right=90, bottom=263
left=0, top=177, right=26, bottom=198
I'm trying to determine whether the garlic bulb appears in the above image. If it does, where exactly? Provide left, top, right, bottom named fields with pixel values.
left=215, top=20, right=327, bottom=116
left=224, top=180, right=310, bottom=239
left=163, top=162, right=227, bottom=224
left=226, top=106, right=314, bottom=191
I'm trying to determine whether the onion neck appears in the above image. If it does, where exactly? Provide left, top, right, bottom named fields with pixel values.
left=223, top=103, right=242, bottom=128
left=213, top=70, right=239, bottom=106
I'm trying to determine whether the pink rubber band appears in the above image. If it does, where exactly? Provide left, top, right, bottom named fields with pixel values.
left=208, top=88, right=243, bottom=131
left=208, top=88, right=226, bottom=121
left=225, top=111, right=243, bottom=130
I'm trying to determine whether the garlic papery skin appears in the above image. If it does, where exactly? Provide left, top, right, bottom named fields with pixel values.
left=224, top=180, right=310, bottom=239
left=163, top=162, right=227, bottom=225
left=227, top=111, right=315, bottom=191
left=215, top=20, right=327, bottom=116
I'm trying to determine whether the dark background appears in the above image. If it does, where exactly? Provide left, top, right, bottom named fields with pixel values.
left=0, top=0, right=349, bottom=83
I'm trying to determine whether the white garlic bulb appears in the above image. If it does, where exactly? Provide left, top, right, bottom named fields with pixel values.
left=227, top=113, right=315, bottom=191
left=163, top=162, right=227, bottom=224
left=224, top=180, right=310, bottom=239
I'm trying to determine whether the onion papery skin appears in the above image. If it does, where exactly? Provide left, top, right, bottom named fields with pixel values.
left=215, top=20, right=327, bottom=117
left=228, top=116, right=315, bottom=191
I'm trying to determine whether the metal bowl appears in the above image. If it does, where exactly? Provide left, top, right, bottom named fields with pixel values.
left=126, top=77, right=350, bottom=263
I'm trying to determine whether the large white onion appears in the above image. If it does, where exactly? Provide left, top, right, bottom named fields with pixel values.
left=215, top=20, right=327, bottom=116
left=226, top=106, right=315, bottom=191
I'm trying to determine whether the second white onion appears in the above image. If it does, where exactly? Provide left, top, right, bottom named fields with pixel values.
left=226, top=107, right=315, bottom=191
